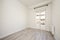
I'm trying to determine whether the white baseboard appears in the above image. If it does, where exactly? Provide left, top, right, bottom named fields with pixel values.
left=0, top=27, right=26, bottom=39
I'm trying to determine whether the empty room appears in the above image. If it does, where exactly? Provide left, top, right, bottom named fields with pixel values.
left=0, top=0, right=60, bottom=40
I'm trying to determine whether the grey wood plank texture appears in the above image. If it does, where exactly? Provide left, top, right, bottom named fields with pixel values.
left=0, top=28, right=55, bottom=40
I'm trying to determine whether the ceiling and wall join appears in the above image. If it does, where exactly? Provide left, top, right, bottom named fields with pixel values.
left=19, top=0, right=51, bottom=8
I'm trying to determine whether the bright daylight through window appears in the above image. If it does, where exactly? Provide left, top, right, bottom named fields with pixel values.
left=36, top=11, right=46, bottom=25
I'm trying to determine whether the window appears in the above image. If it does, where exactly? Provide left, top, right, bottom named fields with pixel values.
left=36, top=11, right=46, bottom=25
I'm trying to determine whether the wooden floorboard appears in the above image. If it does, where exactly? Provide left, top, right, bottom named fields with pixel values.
left=0, top=28, right=55, bottom=40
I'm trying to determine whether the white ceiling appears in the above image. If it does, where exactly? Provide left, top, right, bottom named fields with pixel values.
left=19, top=0, right=49, bottom=7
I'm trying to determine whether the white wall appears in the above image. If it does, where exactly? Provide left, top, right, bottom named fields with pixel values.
left=28, top=4, right=52, bottom=31
left=52, top=0, right=60, bottom=40
left=0, top=0, right=1, bottom=38
left=0, top=0, right=28, bottom=38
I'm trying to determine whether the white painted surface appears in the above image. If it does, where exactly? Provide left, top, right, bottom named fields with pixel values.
left=19, top=0, right=51, bottom=7
left=0, top=0, right=28, bottom=38
left=28, top=4, right=52, bottom=31
left=52, top=0, right=60, bottom=40
left=0, top=0, right=60, bottom=40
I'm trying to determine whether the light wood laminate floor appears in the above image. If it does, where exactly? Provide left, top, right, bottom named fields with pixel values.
left=0, top=28, right=55, bottom=40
